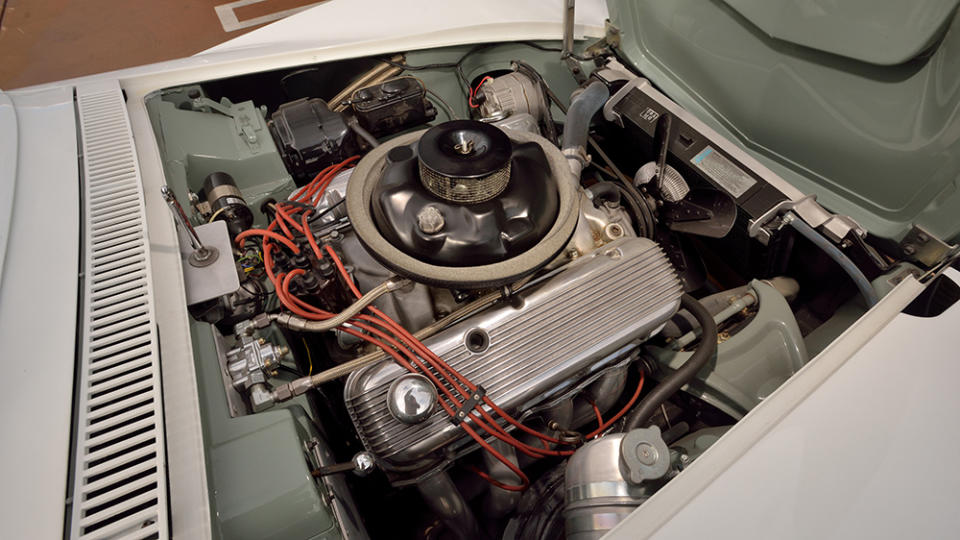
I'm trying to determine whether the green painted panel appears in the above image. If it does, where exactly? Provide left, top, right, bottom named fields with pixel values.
left=189, top=319, right=342, bottom=540
left=610, top=0, right=960, bottom=243
left=724, top=0, right=959, bottom=66
left=146, top=88, right=295, bottom=226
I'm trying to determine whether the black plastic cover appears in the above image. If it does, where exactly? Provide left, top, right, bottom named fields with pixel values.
left=371, top=140, right=559, bottom=267
left=269, top=98, right=359, bottom=184
left=351, top=77, right=436, bottom=137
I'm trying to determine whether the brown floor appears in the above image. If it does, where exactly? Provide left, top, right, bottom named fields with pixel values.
left=0, top=0, right=319, bottom=90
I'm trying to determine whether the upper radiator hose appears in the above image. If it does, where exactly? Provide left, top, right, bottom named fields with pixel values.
left=624, top=293, right=717, bottom=431
left=561, top=81, right=609, bottom=179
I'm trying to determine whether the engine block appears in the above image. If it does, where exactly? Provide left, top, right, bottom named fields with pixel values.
left=343, top=237, right=683, bottom=468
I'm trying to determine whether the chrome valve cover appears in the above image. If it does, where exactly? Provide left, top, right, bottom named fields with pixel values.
left=343, top=237, right=683, bottom=467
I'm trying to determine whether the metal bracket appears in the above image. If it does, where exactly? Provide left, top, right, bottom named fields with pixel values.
left=450, top=385, right=487, bottom=426
left=583, top=20, right=621, bottom=59
left=746, top=194, right=816, bottom=244
left=900, top=225, right=958, bottom=267
left=191, top=96, right=264, bottom=153
left=561, top=0, right=589, bottom=83
left=562, top=0, right=576, bottom=59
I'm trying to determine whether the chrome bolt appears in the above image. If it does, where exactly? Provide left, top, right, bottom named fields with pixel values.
left=417, top=206, right=445, bottom=234
left=352, top=452, right=376, bottom=476
left=604, top=223, right=624, bottom=240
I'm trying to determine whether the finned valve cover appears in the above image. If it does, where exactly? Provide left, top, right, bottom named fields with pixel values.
left=343, top=237, right=684, bottom=467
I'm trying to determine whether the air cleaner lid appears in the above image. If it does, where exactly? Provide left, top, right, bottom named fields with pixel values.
left=417, top=120, right=512, bottom=204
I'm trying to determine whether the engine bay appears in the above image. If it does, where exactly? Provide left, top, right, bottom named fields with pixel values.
left=144, top=39, right=925, bottom=539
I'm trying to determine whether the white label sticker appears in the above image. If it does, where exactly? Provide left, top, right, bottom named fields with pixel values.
left=691, top=146, right=757, bottom=198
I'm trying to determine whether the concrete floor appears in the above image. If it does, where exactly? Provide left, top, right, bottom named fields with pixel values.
left=0, top=0, right=319, bottom=90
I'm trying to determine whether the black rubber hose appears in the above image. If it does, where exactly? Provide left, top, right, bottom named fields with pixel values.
left=623, top=293, right=717, bottom=431
left=540, top=82, right=656, bottom=238
left=561, top=81, right=609, bottom=154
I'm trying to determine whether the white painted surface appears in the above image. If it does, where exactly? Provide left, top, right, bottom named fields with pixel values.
left=610, top=269, right=960, bottom=539
left=0, top=87, right=79, bottom=540
left=3, top=2, right=951, bottom=538
left=205, top=0, right=608, bottom=53
left=69, top=81, right=168, bottom=540
left=0, top=5, right=611, bottom=537
left=0, top=93, right=17, bottom=288
left=15, top=0, right=605, bottom=98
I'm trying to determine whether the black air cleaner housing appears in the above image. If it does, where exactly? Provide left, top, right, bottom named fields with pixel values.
left=346, top=124, right=578, bottom=288
left=372, top=121, right=557, bottom=267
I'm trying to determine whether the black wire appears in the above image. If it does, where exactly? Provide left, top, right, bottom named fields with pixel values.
left=513, top=60, right=560, bottom=145
left=623, top=293, right=718, bottom=431
left=380, top=59, right=459, bottom=71
left=614, top=183, right=649, bottom=238
left=277, top=364, right=304, bottom=378
left=279, top=199, right=318, bottom=212
left=239, top=278, right=269, bottom=299
left=272, top=196, right=345, bottom=225
left=589, top=138, right=656, bottom=236
left=306, top=198, right=346, bottom=223
left=517, top=41, right=564, bottom=53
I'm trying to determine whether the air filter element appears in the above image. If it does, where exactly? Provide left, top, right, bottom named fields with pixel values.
left=417, top=120, right=512, bottom=204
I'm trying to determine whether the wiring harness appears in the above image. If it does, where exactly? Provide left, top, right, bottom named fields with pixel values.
left=234, top=157, right=645, bottom=491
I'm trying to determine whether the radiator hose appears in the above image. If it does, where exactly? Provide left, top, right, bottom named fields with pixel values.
left=561, top=81, right=609, bottom=179
left=624, top=293, right=717, bottom=431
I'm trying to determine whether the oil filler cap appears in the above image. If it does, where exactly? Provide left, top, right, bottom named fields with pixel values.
left=387, top=374, right=438, bottom=424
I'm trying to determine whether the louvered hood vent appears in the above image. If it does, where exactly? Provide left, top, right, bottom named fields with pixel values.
left=68, top=82, right=169, bottom=540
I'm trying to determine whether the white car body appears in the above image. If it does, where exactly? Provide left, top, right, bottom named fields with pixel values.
left=1, top=1, right=957, bottom=539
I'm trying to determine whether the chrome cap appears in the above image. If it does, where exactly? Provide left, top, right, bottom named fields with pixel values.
left=387, top=374, right=438, bottom=424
